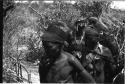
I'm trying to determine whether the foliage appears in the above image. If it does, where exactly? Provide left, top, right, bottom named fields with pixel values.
left=37, top=1, right=81, bottom=29
left=3, top=58, right=18, bottom=83
left=73, top=1, right=112, bottom=18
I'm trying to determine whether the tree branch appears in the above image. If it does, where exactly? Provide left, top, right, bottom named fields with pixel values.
left=28, top=6, right=43, bottom=18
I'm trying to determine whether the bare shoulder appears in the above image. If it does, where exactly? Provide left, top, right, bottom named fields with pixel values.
left=61, top=51, right=78, bottom=62
left=61, top=51, right=74, bottom=57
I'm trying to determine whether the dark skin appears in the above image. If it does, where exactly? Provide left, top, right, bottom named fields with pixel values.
left=39, top=41, right=96, bottom=83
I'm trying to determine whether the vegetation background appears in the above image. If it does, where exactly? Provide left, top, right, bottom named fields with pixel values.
left=3, top=0, right=125, bottom=83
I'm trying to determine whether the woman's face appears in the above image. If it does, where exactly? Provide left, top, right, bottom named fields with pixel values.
left=43, top=41, right=62, bottom=56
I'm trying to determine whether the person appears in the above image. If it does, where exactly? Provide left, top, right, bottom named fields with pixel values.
left=87, top=17, right=119, bottom=57
left=65, top=18, right=87, bottom=60
left=39, top=21, right=96, bottom=83
left=71, top=17, right=101, bottom=66
left=69, top=17, right=117, bottom=83
left=80, top=17, right=118, bottom=62
left=85, top=17, right=120, bottom=83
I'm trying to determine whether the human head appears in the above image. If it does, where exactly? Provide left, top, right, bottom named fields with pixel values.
left=88, top=17, right=108, bottom=33
left=42, top=41, right=63, bottom=57
left=42, top=21, right=69, bottom=57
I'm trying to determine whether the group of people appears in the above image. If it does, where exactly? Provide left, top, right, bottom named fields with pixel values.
left=38, top=16, right=124, bottom=83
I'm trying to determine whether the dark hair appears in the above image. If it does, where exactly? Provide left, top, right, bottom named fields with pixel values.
left=47, top=21, right=70, bottom=41
left=88, top=17, right=98, bottom=25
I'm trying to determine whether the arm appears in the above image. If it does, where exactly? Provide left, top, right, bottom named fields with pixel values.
left=68, top=55, right=96, bottom=83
